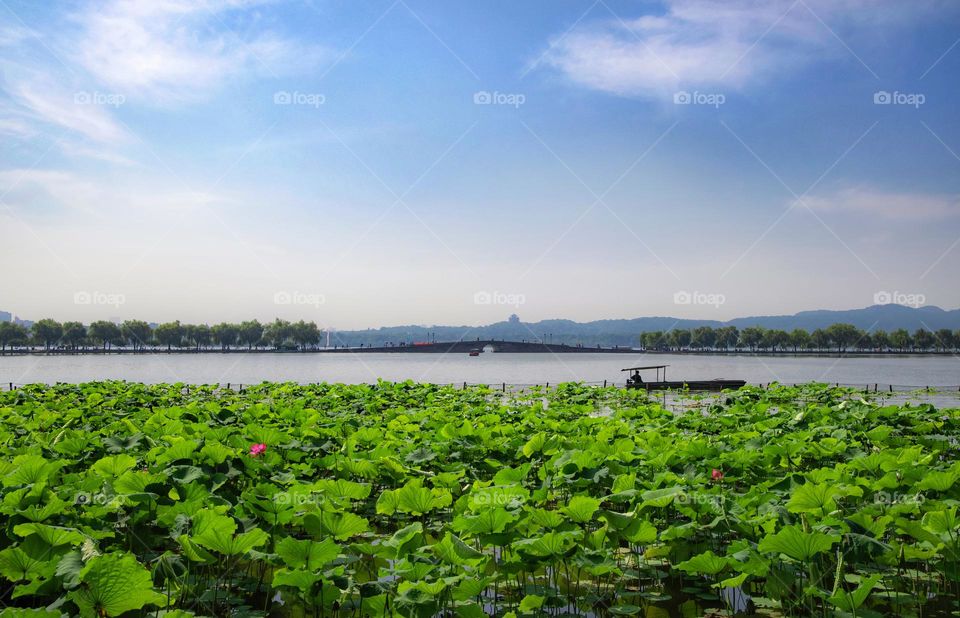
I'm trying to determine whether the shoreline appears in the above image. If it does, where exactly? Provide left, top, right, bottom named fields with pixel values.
left=0, top=348, right=957, bottom=357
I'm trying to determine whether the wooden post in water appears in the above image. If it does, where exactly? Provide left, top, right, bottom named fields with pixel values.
left=889, top=385, right=893, bottom=392
left=603, top=380, right=607, bottom=387
left=501, top=382, right=505, bottom=392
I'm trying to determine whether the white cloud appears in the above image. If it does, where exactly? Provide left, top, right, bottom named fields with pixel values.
left=803, top=186, right=960, bottom=219
left=7, top=77, right=130, bottom=143
left=539, top=0, right=945, bottom=97
left=71, top=0, right=329, bottom=105
left=0, top=169, right=222, bottom=221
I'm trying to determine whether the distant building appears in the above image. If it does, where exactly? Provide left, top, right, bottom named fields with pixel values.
left=0, top=311, right=10, bottom=322
left=508, top=314, right=520, bottom=324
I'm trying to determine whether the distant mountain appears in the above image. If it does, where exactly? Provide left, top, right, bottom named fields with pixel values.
left=330, top=304, right=960, bottom=348
left=727, top=304, right=960, bottom=332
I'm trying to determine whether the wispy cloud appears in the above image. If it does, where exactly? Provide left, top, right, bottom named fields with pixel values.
left=6, top=76, right=130, bottom=143
left=0, top=0, right=329, bottom=163
left=804, top=186, right=960, bottom=220
left=538, top=0, right=945, bottom=97
left=70, top=0, right=330, bottom=105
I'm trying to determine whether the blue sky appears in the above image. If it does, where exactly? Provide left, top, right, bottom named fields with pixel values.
left=1, top=0, right=958, bottom=328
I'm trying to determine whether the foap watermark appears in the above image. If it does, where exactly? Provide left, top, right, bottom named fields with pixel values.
left=468, top=492, right=525, bottom=510
left=273, top=493, right=326, bottom=507
left=273, top=90, right=325, bottom=108
left=74, top=492, right=113, bottom=506
left=676, top=493, right=725, bottom=508
left=473, top=290, right=525, bottom=308
left=473, top=90, right=525, bottom=108
left=874, top=491, right=924, bottom=506
left=674, top=90, right=725, bottom=108
left=74, top=91, right=126, bottom=107
left=673, top=290, right=725, bottom=308
left=74, top=291, right=125, bottom=308
left=873, top=91, right=925, bottom=108
left=273, top=291, right=325, bottom=308
left=874, top=290, right=925, bottom=308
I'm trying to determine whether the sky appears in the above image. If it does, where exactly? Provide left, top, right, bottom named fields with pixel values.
left=0, top=0, right=958, bottom=329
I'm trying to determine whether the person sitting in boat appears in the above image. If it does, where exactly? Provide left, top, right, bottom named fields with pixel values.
left=629, top=371, right=643, bottom=385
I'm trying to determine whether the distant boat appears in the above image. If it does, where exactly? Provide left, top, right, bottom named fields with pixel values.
left=621, top=365, right=745, bottom=391
left=469, top=349, right=481, bottom=356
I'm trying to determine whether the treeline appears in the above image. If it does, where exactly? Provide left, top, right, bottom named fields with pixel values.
left=0, top=319, right=324, bottom=352
left=639, top=323, right=960, bottom=352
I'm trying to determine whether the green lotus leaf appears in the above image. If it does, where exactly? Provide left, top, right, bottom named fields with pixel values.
left=675, top=550, right=731, bottom=576
left=918, top=470, right=959, bottom=492
left=13, top=523, right=85, bottom=547
left=3, top=455, right=61, bottom=487
left=276, top=536, right=340, bottom=570
left=272, top=568, right=320, bottom=592
left=68, top=553, right=167, bottom=617
left=828, top=574, right=883, bottom=611
left=306, top=511, right=369, bottom=541
left=787, top=483, right=841, bottom=514
left=518, top=595, right=544, bottom=612
left=563, top=495, right=601, bottom=523
left=513, top=530, right=581, bottom=557
left=758, top=525, right=840, bottom=561
left=431, top=532, right=484, bottom=565
left=90, top=455, right=137, bottom=478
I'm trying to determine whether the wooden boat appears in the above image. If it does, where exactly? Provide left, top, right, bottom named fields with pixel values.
left=621, top=365, right=745, bottom=391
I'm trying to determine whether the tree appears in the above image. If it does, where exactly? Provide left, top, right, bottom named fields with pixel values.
left=31, top=318, right=62, bottom=351
left=871, top=329, right=890, bottom=351
left=691, top=326, right=717, bottom=350
left=186, top=324, right=211, bottom=350
left=715, top=326, right=739, bottom=350
left=740, top=326, right=764, bottom=351
left=810, top=328, right=828, bottom=352
left=121, top=320, right=152, bottom=351
left=788, top=329, right=810, bottom=352
left=264, top=319, right=293, bottom=349
left=62, top=321, right=87, bottom=350
left=154, top=321, right=184, bottom=351
left=934, top=329, right=955, bottom=352
left=762, top=329, right=790, bottom=351
left=826, top=323, right=861, bottom=353
left=890, top=328, right=911, bottom=352
left=669, top=329, right=691, bottom=350
left=88, top=321, right=122, bottom=351
left=913, top=329, right=934, bottom=351
left=238, top=320, right=263, bottom=350
left=640, top=331, right=666, bottom=351
left=291, top=320, right=321, bottom=350
left=211, top=323, right=239, bottom=351
left=0, top=322, right=29, bottom=351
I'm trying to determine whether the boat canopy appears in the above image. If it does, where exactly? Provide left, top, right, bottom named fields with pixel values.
left=620, top=365, right=669, bottom=371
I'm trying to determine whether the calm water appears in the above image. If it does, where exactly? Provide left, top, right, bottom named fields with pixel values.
left=0, top=352, right=957, bottom=389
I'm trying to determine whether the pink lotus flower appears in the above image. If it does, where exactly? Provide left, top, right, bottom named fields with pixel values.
left=711, top=468, right=724, bottom=481
left=249, top=443, right=267, bottom=457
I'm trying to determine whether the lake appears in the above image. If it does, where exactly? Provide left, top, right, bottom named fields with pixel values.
left=0, top=352, right=957, bottom=389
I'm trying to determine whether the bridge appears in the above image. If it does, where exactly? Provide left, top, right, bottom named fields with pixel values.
left=325, top=340, right=636, bottom=353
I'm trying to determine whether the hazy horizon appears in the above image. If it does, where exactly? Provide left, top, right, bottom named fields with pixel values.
left=2, top=0, right=959, bottom=329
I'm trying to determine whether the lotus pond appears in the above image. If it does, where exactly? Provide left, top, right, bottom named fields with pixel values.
left=1, top=381, right=959, bottom=618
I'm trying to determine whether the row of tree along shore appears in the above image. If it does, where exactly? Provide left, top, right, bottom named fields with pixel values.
left=639, top=323, right=960, bottom=353
left=2, top=318, right=960, bottom=354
